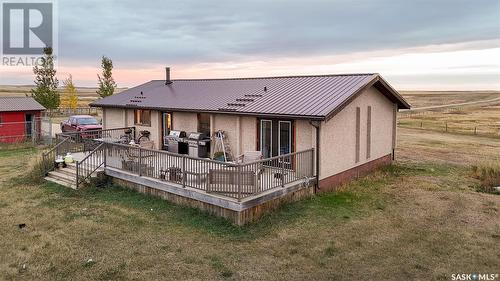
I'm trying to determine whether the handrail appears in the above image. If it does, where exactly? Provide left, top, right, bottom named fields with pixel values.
left=76, top=142, right=106, bottom=188
left=41, top=136, right=71, bottom=175
left=42, top=136, right=69, bottom=158
left=241, top=148, right=315, bottom=166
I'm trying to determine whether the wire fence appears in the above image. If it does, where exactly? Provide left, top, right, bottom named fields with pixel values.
left=398, top=119, right=500, bottom=137
left=44, top=107, right=101, bottom=117
left=0, top=117, right=53, bottom=145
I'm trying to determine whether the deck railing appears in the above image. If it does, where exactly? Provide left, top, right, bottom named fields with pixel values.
left=76, top=142, right=106, bottom=188
left=41, top=136, right=85, bottom=175
left=104, top=142, right=315, bottom=200
left=57, top=127, right=135, bottom=146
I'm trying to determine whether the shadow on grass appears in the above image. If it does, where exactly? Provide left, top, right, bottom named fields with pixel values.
left=34, top=162, right=443, bottom=240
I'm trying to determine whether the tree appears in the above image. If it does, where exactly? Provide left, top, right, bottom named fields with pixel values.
left=31, top=47, right=59, bottom=109
left=61, top=75, right=78, bottom=109
left=96, top=56, right=117, bottom=98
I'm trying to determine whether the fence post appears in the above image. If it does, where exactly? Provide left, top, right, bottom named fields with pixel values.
left=420, top=122, right=423, bottom=128
left=182, top=156, right=186, bottom=188
left=474, top=127, right=477, bottom=135
left=138, top=147, right=142, bottom=176
left=445, top=122, right=448, bottom=132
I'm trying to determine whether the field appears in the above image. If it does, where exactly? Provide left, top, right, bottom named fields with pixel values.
left=0, top=133, right=499, bottom=280
left=0, top=88, right=499, bottom=280
left=0, top=85, right=125, bottom=107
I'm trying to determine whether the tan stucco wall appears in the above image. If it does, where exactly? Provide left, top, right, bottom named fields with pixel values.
left=212, top=114, right=239, bottom=156
left=103, top=108, right=126, bottom=129
left=240, top=116, right=257, bottom=153
left=319, top=86, right=395, bottom=180
left=172, top=112, right=197, bottom=132
left=295, top=119, right=314, bottom=152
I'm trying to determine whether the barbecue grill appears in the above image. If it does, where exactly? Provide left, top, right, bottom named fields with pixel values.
left=166, top=130, right=187, bottom=154
left=187, top=132, right=210, bottom=158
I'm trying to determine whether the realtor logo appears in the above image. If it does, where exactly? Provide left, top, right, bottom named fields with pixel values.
left=2, top=2, right=52, bottom=54
left=1, top=1, right=57, bottom=66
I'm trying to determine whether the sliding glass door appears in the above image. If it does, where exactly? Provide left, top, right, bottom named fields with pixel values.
left=259, top=119, right=293, bottom=159
left=260, top=120, right=272, bottom=158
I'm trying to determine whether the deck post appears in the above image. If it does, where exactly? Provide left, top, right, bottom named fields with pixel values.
left=182, top=156, right=186, bottom=188
left=138, top=148, right=142, bottom=176
left=75, top=161, right=79, bottom=189
left=310, top=148, right=315, bottom=177
left=281, top=156, right=285, bottom=187
left=237, top=165, right=241, bottom=202
left=103, top=142, right=107, bottom=168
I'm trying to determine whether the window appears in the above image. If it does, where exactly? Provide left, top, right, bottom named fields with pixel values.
left=134, top=109, right=151, bottom=126
left=197, top=113, right=211, bottom=135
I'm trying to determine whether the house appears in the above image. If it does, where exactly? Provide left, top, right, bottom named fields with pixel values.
left=0, top=97, right=45, bottom=143
left=44, top=70, right=410, bottom=225
left=91, top=70, right=410, bottom=190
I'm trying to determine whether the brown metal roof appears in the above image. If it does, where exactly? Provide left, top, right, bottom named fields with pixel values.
left=0, top=97, right=46, bottom=112
left=90, top=73, right=410, bottom=119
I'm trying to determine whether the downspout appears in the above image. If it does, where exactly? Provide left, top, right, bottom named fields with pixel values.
left=309, top=120, right=321, bottom=193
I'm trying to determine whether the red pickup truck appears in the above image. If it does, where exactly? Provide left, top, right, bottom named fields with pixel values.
left=60, top=115, right=102, bottom=133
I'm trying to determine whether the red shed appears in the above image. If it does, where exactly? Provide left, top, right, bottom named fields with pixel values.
left=0, top=97, right=46, bottom=143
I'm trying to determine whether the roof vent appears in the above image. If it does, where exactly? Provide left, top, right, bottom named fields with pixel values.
left=165, top=67, right=172, bottom=85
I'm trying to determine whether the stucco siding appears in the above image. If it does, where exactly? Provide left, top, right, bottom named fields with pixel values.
left=172, top=112, right=197, bottom=132
left=213, top=114, right=238, bottom=156
left=103, top=108, right=125, bottom=129
left=319, top=86, right=394, bottom=180
left=240, top=116, right=257, bottom=153
left=295, top=119, right=314, bottom=152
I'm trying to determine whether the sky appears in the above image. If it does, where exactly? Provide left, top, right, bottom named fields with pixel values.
left=1, top=0, right=500, bottom=90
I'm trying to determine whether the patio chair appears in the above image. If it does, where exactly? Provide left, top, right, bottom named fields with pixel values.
left=236, top=151, right=263, bottom=164
left=236, top=151, right=265, bottom=176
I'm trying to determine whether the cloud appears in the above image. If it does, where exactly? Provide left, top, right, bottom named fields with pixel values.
left=56, top=0, right=500, bottom=65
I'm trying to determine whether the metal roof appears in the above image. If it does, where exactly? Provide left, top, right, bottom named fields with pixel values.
left=90, top=73, right=410, bottom=119
left=0, top=97, right=46, bottom=112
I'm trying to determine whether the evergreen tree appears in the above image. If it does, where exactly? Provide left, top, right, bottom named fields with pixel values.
left=31, top=47, right=59, bottom=109
left=61, top=74, right=78, bottom=109
left=96, top=56, right=117, bottom=98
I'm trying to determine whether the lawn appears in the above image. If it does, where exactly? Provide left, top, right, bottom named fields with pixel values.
left=0, top=128, right=499, bottom=280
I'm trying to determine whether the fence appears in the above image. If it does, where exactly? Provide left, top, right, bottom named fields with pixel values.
left=398, top=120, right=500, bottom=137
left=0, top=117, right=52, bottom=145
left=104, top=142, right=315, bottom=201
left=44, top=107, right=101, bottom=117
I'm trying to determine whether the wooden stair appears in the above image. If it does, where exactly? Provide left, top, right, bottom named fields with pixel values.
left=45, top=163, right=77, bottom=189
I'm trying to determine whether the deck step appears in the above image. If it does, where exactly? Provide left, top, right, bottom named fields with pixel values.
left=45, top=176, right=77, bottom=189
left=57, top=167, right=77, bottom=177
left=48, top=170, right=76, bottom=184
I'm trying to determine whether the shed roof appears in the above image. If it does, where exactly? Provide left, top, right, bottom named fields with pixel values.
left=0, top=97, right=46, bottom=112
left=90, top=73, right=410, bottom=119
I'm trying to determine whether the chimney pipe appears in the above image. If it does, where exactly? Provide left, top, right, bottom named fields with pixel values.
left=165, top=67, right=172, bottom=84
